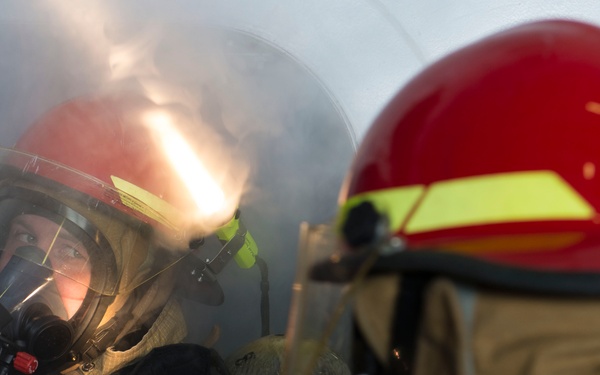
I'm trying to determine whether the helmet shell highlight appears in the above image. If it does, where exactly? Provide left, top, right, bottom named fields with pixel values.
left=12, top=93, right=211, bottom=244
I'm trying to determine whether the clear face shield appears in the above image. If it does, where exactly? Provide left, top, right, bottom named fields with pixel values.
left=0, top=148, right=200, bottom=294
left=0, top=189, right=118, bottom=366
left=284, top=201, right=405, bottom=375
left=283, top=222, right=354, bottom=375
left=0, top=198, right=108, bottom=312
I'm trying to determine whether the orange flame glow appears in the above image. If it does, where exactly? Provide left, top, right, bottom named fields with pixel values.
left=143, top=111, right=226, bottom=217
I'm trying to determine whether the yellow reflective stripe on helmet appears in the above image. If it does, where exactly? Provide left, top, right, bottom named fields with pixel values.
left=339, top=185, right=425, bottom=232
left=111, top=175, right=182, bottom=230
left=405, top=170, right=595, bottom=234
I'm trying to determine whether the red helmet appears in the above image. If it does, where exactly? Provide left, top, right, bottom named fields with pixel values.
left=0, top=93, right=237, bottom=370
left=335, top=19, right=600, bottom=275
left=294, top=19, right=600, bottom=375
left=13, top=93, right=237, bottom=241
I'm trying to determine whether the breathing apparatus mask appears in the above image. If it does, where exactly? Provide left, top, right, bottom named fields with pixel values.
left=0, top=180, right=121, bottom=374
left=0, top=146, right=251, bottom=374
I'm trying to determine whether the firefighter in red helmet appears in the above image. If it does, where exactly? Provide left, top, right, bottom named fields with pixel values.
left=288, top=19, right=600, bottom=375
left=0, top=93, right=249, bottom=374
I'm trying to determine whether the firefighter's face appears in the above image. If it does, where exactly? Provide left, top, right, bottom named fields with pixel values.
left=0, top=214, right=91, bottom=318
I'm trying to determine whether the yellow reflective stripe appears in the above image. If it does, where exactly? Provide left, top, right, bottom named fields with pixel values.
left=339, top=185, right=425, bottom=232
left=111, top=175, right=182, bottom=230
left=405, top=171, right=595, bottom=234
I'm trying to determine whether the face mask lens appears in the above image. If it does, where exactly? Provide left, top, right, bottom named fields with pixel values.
left=0, top=246, right=53, bottom=317
left=0, top=246, right=75, bottom=362
left=0, top=195, right=106, bottom=367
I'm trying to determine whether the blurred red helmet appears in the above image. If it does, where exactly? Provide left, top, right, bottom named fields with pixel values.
left=0, top=93, right=234, bottom=370
left=336, top=19, right=600, bottom=275
left=296, top=19, right=600, bottom=375
left=12, top=93, right=233, bottom=244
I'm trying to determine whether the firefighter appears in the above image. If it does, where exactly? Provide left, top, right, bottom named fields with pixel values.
left=0, top=93, right=242, bottom=374
left=289, top=19, right=600, bottom=375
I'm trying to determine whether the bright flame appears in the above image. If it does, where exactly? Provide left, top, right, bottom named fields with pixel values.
left=144, top=112, right=226, bottom=216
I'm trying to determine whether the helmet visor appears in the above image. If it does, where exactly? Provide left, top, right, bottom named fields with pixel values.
left=0, top=148, right=198, bottom=297
left=284, top=222, right=352, bottom=375
left=0, top=194, right=116, bottom=296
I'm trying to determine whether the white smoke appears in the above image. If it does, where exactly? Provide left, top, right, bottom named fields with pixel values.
left=0, top=1, right=354, bottom=359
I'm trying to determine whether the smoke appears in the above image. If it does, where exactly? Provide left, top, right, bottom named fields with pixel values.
left=0, top=1, right=355, bottom=359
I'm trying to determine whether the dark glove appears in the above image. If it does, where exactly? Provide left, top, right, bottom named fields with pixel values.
left=112, top=343, right=227, bottom=375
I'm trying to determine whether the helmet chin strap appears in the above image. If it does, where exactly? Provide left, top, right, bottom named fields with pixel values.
left=80, top=296, right=135, bottom=365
